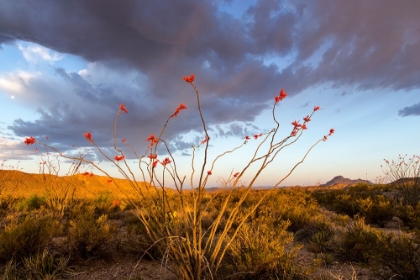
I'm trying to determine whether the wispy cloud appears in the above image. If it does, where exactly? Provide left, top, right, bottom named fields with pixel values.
left=17, top=43, right=64, bottom=64
left=398, top=102, right=420, bottom=117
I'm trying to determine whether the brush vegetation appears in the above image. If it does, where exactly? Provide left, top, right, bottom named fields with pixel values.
left=1, top=171, right=420, bottom=279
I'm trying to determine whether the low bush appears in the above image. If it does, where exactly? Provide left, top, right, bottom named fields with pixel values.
left=0, top=215, right=57, bottom=262
left=67, top=205, right=115, bottom=259
left=22, top=248, right=69, bottom=279
left=16, top=194, right=46, bottom=212
left=221, top=219, right=306, bottom=279
left=339, top=218, right=385, bottom=263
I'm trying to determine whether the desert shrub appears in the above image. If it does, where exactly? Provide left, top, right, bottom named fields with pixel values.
left=0, top=195, right=14, bottom=210
left=377, top=233, right=420, bottom=279
left=68, top=206, right=115, bottom=259
left=22, top=248, right=69, bottom=279
left=255, top=188, right=322, bottom=233
left=0, top=215, right=57, bottom=262
left=0, top=195, right=16, bottom=218
left=382, top=154, right=420, bottom=207
left=93, top=191, right=115, bottom=217
left=394, top=202, right=420, bottom=230
left=0, top=257, right=21, bottom=280
left=16, top=194, right=46, bottom=212
left=339, top=218, right=386, bottom=263
left=221, top=220, right=306, bottom=279
left=313, top=252, right=335, bottom=268
left=312, top=185, right=396, bottom=227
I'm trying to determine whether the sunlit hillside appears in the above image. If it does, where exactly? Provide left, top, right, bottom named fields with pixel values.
left=0, top=170, right=147, bottom=199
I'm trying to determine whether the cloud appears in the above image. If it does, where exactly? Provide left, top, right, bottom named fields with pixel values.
left=0, top=138, right=34, bottom=160
left=398, top=102, right=420, bottom=117
left=17, top=42, right=64, bottom=63
left=1, top=0, right=419, bottom=159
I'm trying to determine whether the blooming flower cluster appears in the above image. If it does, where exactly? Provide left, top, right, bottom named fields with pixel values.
left=200, top=136, right=209, bottom=145
left=112, top=199, right=121, bottom=207
left=24, top=136, right=36, bottom=145
left=322, top=128, right=335, bottom=141
left=148, top=153, right=157, bottom=159
left=84, top=132, right=93, bottom=142
left=289, top=106, right=322, bottom=137
left=183, top=74, right=195, bottom=83
left=119, top=103, right=128, bottom=114
left=274, top=88, right=287, bottom=103
left=82, top=171, right=94, bottom=177
left=161, top=157, right=171, bottom=166
left=171, top=103, right=187, bottom=117
left=146, top=133, right=159, bottom=147
left=114, top=155, right=125, bottom=161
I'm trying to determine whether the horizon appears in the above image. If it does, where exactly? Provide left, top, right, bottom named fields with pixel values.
left=0, top=0, right=419, bottom=187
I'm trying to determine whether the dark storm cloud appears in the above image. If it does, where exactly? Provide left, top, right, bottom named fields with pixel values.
left=398, top=102, right=420, bottom=117
left=284, top=0, right=420, bottom=91
left=1, top=0, right=419, bottom=157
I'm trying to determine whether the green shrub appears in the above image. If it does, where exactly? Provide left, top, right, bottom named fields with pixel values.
left=313, top=253, right=335, bottom=267
left=222, top=220, right=306, bottom=279
left=378, top=234, right=420, bottom=279
left=68, top=206, right=115, bottom=259
left=16, top=194, right=46, bottom=212
left=23, top=248, right=69, bottom=279
left=0, top=215, right=57, bottom=262
left=340, top=218, right=385, bottom=263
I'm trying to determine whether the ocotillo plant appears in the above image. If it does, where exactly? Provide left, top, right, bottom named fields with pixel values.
left=24, top=74, right=334, bottom=279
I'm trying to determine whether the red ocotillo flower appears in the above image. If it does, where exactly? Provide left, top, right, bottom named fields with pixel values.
left=172, top=103, right=187, bottom=117
left=183, top=74, right=195, bottom=83
left=114, top=155, right=125, bottom=161
left=275, top=88, right=287, bottom=103
left=148, top=153, right=158, bottom=159
left=119, top=103, right=128, bottom=114
left=147, top=133, right=158, bottom=147
left=24, top=136, right=36, bottom=145
left=201, top=136, right=209, bottom=145
left=161, top=157, right=172, bottom=166
left=84, top=132, right=93, bottom=142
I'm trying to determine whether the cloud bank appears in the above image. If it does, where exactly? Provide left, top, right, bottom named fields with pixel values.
left=0, top=0, right=419, bottom=158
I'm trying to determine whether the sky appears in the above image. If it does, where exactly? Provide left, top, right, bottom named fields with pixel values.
left=0, top=0, right=419, bottom=187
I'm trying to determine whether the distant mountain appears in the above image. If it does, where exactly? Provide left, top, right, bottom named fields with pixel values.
left=321, top=175, right=372, bottom=187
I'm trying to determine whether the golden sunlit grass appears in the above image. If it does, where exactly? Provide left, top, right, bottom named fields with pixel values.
left=0, top=170, right=148, bottom=199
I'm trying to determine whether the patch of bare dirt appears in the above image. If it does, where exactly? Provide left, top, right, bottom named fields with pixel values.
left=61, top=256, right=177, bottom=280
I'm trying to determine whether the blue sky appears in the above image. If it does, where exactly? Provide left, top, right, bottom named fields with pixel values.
left=0, top=0, right=419, bottom=187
